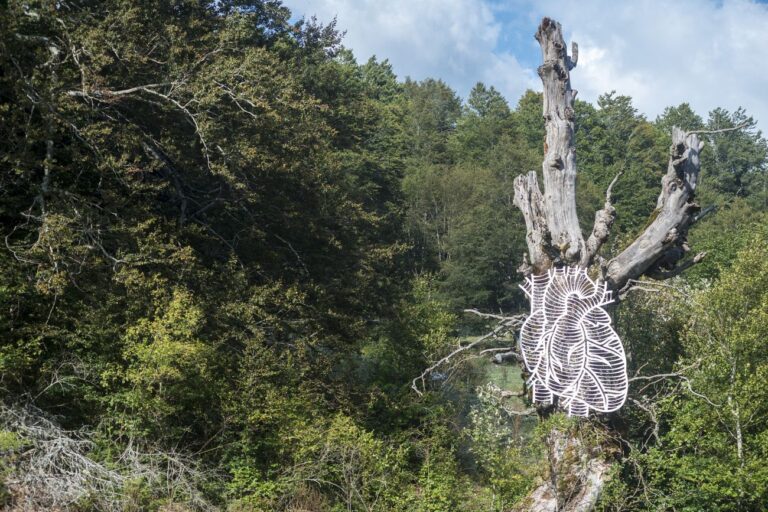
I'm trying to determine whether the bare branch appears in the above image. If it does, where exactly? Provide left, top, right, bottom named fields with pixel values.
left=685, top=121, right=749, bottom=137
left=67, top=84, right=214, bottom=171
left=463, top=308, right=523, bottom=322
left=628, top=397, right=661, bottom=447
left=628, top=359, right=721, bottom=408
left=692, top=204, right=716, bottom=223
left=411, top=314, right=525, bottom=396
left=65, top=83, right=170, bottom=98
left=582, top=172, right=621, bottom=267
left=604, top=171, right=621, bottom=201
left=605, top=127, right=704, bottom=292
left=645, top=251, right=706, bottom=280
left=478, top=346, right=517, bottom=356
left=273, top=233, right=310, bottom=276
left=1, top=404, right=219, bottom=511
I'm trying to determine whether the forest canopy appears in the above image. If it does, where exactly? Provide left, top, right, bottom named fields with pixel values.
left=1, top=1, right=767, bottom=511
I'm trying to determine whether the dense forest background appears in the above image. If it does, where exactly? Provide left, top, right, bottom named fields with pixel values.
left=1, top=1, right=768, bottom=511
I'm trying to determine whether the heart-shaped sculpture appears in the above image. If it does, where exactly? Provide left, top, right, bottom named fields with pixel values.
left=519, top=267, right=628, bottom=417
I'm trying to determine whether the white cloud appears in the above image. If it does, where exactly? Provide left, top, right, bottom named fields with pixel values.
left=284, top=0, right=768, bottom=128
left=505, top=0, right=768, bottom=126
left=283, top=0, right=539, bottom=104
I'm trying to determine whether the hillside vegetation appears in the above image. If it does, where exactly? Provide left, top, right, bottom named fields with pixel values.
left=1, top=2, right=767, bottom=510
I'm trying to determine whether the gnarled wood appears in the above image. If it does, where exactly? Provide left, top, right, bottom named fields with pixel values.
left=513, top=171, right=551, bottom=273
left=604, top=128, right=705, bottom=291
left=536, top=18, right=584, bottom=265
left=514, top=427, right=616, bottom=512
left=581, top=172, right=620, bottom=267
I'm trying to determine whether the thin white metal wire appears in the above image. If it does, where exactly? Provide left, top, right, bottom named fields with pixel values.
left=519, top=267, right=628, bottom=416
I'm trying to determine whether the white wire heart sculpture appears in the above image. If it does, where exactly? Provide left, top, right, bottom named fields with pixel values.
left=519, top=267, right=628, bottom=417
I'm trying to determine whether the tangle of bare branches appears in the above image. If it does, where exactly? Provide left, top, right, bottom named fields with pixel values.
left=0, top=403, right=219, bottom=511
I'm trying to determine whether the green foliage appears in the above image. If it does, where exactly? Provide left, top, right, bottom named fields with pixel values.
left=699, top=107, right=768, bottom=207
left=104, top=289, right=217, bottom=441
left=0, top=430, right=23, bottom=506
left=404, top=163, right=525, bottom=309
left=466, top=384, right=540, bottom=509
left=399, top=275, right=458, bottom=358
left=622, top=227, right=768, bottom=511
left=402, top=81, right=539, bottom=311
left=513, top=90, right=546, bottom=154
left=448, top=83, right=513, bottom=165
left=402, top=78, right=462, bottom=164
left=234, top=414, right=412, bottom=512
left=655, top=102, right=704, bottom=134
left=687, top=199, right=768, bottom=281
left=413, top=438, right=464, bottom=512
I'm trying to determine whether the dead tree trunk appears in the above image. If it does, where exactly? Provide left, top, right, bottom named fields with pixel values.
left=512, top=17, right=707, bottom=511
left=516, top=18, right=704, bottom=283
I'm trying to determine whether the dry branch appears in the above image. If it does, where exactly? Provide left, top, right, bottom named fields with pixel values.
left=605, top=127, right=705, bottom=292
left=581, top=172, right=620, bottom=266
left=509, top=19, right=745, bottom=295
left=411, top=311, right=525, bottom=395
left=0, top=403, right=218, bottom=511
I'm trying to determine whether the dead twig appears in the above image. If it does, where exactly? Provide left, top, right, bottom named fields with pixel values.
left=411, top=312, right=525, bottom=396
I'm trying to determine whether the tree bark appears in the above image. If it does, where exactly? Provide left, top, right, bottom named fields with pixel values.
left=514, top=17, right=584, bottom=272
left=515, top=428, right=614, bottom=512
left=513, top=171, right=550, bottom=273
left=604, top=127, right=705, bottom=292
left=515, top=18, right=706, bottom=288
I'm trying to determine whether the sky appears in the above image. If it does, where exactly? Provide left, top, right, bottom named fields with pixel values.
left=283, top=0, right=768, bottom=128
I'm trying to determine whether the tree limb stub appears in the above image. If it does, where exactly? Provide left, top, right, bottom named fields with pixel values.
left=581, top=172, right=620, bottom=267
left=513, top=171, right=551, bottom=273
